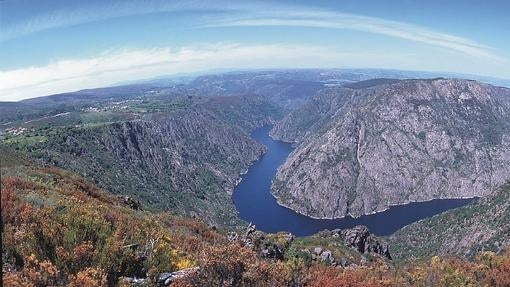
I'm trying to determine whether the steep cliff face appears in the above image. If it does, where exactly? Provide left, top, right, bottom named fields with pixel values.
left=25, top=109, right=268, bottom=226
left=272, top=79, right=510, bottom=218
left=389, top=182, right=510, bottom=260
left=15, top=95, right=281, bottom=226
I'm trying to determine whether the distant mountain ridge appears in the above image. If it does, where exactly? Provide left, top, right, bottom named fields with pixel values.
left=7, top=68, right=510, bottom=107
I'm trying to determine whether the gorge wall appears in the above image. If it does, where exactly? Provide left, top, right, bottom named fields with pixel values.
left=271, top=79, right=510, bottom=218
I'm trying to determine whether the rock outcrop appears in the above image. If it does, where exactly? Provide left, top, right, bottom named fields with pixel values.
left=229, top=223, right=294, bottom=260
left=299, top=226, right=391, bottom=268
left=272, top=79, right=510, bottom=218
left=316, top=226, right=391, bottom=259
left=336, top=226, right=391, bottom=259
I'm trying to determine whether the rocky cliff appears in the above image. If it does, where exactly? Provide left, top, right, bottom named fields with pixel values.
left=17, top=95, right=282, bottom=226
left=30, top=111, right=264, bottom=225
left=271, top=79, right=510, bottom=218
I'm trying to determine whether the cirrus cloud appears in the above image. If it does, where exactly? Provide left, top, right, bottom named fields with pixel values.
left=2, top=0, right=503, bottom=61
left=205, top=9, right=502, bottom=61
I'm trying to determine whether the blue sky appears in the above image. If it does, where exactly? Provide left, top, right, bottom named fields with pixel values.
left=1, top=0, right=509, bottom=101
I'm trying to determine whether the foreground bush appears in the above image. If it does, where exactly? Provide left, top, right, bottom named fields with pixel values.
left=3, top=166, right=510, bottom=286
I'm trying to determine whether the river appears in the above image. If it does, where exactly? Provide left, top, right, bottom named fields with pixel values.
left=232, top=125, right=475, bottom=237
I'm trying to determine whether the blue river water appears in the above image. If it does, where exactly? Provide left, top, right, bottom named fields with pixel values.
left=232, top=125, right=476, bottom=237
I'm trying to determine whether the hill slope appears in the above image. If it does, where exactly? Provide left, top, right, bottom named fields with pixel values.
left=2, top=95, right=281, bottom=226
left=388, top=182, right=510, bottom=260
left=3, top=147, right=510, bottom=286
left=0, top=147, right=388, bottom=286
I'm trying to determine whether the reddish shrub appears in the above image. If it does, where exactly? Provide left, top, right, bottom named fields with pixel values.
left=1, top=177, right=19, bottom=223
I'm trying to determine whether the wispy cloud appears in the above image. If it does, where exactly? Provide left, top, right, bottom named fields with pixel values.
left=0, top=0, right=234, bottom=41
left=1, top=43, right=414, bottom=101
left=205, top=9, right=501, bottom=60
left=2, top=0, right=501, bottom=61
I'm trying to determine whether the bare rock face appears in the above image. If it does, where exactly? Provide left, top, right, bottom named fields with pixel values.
left=336, top=226, right=391, bottom=259
left=272, top=79, right=510, bottom=218
left=314, top=226, right=392, bottom=262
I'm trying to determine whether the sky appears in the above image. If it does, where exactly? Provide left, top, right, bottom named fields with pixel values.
left=1, top=0, right=509, bottom=101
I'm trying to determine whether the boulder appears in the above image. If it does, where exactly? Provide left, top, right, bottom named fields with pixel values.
left=260, top=243, right=283, bottom=259
left=227, top=232, right=239, bottom=242
left=245, top=222, right=257, bottom=237
left=157, top=267, right=199, bottom=286
left=120, top=196, right=141, bottom=210
left=320, top=250, right=333, bottom=262
left=122, top=277, right=147, bottom=285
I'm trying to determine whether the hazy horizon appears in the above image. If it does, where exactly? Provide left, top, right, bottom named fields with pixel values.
left=1, top=0, right=509, bottom=101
